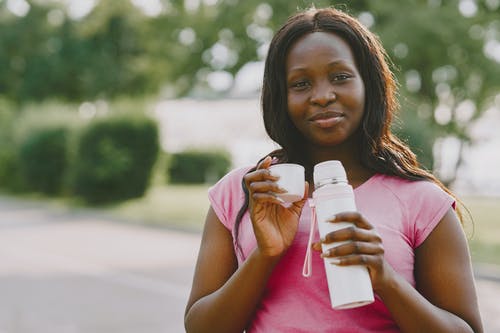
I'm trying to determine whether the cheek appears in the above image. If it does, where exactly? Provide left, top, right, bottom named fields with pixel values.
left=348, top=81, right=365, bottom=113
left=357, top=80, right=366, bottom=104
left=359, top=85, right=366, bottom=107
left=286, top=96, right=299, bottom=118
left=357, top=91, right=366, bottom=112
left=287, top=92, right=296, bottom=105
left=287, top=93, right=307, bottom=111
left=286, top=98, right=303, bottom=129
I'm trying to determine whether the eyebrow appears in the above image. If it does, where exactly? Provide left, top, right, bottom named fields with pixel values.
left=287, top=60, right=354, bottom=72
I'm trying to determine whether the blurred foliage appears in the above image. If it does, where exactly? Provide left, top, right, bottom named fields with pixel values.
left=1, top=0, right=499, bottom=181
left=0, top=103, right=79, bottom=193
left=70, top=113, right=159, bottom=204
left=167, top=149, right=231, bottom=184
left=0, top=100, right=159, bottom=204
left=18, top=126, right=69, bottom=194
left=0, top=98, right=16, bottom=145
left=0, top=146, right=25, bottom=193
left=393, top=106, right=435, bottom=170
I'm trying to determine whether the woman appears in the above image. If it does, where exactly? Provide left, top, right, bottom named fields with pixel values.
left=185, top=7, right=483, bottom=332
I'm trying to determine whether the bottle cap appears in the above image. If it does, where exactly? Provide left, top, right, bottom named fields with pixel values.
left=313, top=160, right=347, bottom=187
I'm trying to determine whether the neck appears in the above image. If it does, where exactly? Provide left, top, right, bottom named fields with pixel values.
left=304, top=141, right=374, bottom=189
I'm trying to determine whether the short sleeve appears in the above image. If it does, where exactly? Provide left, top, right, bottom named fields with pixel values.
left=411, top=181, right=455, bottom=248
left=208, top=166, right=251, bottom=231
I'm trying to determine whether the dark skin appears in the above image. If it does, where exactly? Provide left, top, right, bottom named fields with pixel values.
left=184, top=31, right=483, bottom=333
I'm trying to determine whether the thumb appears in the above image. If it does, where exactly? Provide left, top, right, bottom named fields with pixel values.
left=291, top=181, right=309, bottom=213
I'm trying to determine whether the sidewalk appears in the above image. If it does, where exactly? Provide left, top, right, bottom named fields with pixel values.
left=0, top=196, right=499, bottom=332
left=0, top=196, right=199, bottom=333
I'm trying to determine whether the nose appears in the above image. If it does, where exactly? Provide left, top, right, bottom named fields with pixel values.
left=310, top=81, right=336, bottom=107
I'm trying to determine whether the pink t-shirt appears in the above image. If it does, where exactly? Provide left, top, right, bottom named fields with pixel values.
left=208, top=166, right=455, bottom=332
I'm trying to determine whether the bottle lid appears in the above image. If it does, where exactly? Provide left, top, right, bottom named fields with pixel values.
left=313, top=160, right=347, bottom=187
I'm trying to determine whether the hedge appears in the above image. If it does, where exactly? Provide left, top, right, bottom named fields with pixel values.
left=0, top=104, right=73, bottom=194
left=18, top=126, right=69, bottom=195
left=167, top=150, right=231, bottom=184
left=71, top=114, right=159, bottom=204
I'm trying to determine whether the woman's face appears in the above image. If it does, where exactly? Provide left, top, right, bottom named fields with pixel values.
left=286, top=31, right=365, bottom=148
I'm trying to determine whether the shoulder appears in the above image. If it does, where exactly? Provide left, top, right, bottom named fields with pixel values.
left=207, top=166, right=253, bottom=230
left=374, top=174, right=452, bottom=205
left=358, top=173, right=454, bottom=215
left=372, top=174, right=456, bottom=247
left=209, top=166, right=253, bottom=195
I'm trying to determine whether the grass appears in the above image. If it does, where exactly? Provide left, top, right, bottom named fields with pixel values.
left=104, top=184, right=211, bottom=232
left=461, top=196, right=500, bottom=265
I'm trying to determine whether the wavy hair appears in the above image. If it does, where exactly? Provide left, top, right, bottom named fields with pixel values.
left=233, top=8, right=462, bottom=259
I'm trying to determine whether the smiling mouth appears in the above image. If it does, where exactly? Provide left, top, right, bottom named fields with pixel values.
left=308, top=112, right=344, bottom=128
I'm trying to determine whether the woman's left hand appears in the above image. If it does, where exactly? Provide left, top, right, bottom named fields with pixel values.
left=312, top=211, right=396, bottom=292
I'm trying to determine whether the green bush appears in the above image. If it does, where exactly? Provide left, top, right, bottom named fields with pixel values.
left=0, top=105, right=80, bottom=195
left=167, top=150, right=231, bottom=184
left=70, top=114, right=159, bottom=204
left=0, top=100, right=23, bottom=191
left=18, top=126, right=69, bottom=195
left=0, top=148, right=26, bottom=192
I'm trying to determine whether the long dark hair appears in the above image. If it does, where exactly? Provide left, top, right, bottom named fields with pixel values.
left=233, top=7, right=462, bottom=259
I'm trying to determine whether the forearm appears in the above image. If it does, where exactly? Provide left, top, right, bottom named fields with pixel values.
left=185, top=249, right=280, bottom=333
left=377, top=273, right=475, bottom=333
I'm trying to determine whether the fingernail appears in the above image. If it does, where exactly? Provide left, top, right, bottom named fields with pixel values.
left=275, top=196, right=286, bottom=204
left=329, top=258, right=341, bottom=265
left=329, top=215, right=336, bottom=221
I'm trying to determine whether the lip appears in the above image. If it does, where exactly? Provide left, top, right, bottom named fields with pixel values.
left=308, top=111, right=344, bottom=128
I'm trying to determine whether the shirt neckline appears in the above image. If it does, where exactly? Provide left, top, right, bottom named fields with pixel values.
left=353, top=173, right=381, bottom=192
left=306, top=173, right=381, bottom=204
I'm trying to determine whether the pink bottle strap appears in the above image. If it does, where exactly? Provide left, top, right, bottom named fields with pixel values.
left=302, top=201, right=317, bottom=277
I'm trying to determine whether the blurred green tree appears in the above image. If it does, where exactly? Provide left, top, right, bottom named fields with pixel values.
left=150, top=0, right=499, bottom=182
left=0, top=0, right=153, bottom=102
left=75, top=0, right=154, bottom=98
left=0, top=0, right=499, bottom=184
left=361, top=1, right=500, bottom=183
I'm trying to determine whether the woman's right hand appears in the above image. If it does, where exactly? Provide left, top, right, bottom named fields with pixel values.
left=244, top=156, right=308, bottom=258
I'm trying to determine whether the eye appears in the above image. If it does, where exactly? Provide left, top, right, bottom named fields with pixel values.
left=331, top=73, right=352, bottom=82
left=289, top=80, right=311, bottom=90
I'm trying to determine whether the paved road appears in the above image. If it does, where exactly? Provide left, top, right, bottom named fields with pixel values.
left=0, top=197, right=499, bottom=333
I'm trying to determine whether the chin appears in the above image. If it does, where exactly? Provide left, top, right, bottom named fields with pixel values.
left=310, top=138, right=347, bottom=147
left=310, top=133, right=347, bottom=144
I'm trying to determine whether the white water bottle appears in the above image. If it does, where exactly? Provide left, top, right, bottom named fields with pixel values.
left=313, top=160, right=374, bottom=309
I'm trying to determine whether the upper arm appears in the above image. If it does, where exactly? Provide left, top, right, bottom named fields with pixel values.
left=185, top=206, right=238, bottom=316
left=415, top=208, right=483, bottom=332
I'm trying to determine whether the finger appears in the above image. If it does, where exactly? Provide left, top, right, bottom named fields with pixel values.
left=328, top=211, right=373, bottom=230
left=248, top=180, right=286, bottom=194
left=312, top=242, right=322, bottom=252
left=244, top=169, right=279, bottom=187
left=251, top=192, right=286, bottom=205
left=321, top=227, right=382, bottom=244
left=256, top=155, right=273, bottom=170
left=290, top=181, right=309, bottom=211
left=325, top=254, right=384, bottom=268
left=321, top=241, right=384, bottom=258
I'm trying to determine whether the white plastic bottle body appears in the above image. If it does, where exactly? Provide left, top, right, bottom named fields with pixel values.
left=313, top=182, right=374, bottom=309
